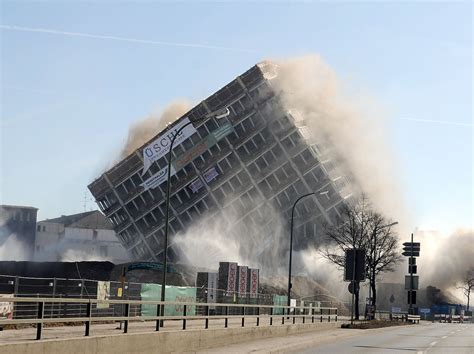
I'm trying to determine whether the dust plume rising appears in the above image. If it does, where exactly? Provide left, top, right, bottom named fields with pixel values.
left=173, top=195, right=286, bottom=273
left=271, top=55, right=408, bottom=225
left=417, top=229, right=474, bottom=291
left=120, top=100, right=192, bottom=159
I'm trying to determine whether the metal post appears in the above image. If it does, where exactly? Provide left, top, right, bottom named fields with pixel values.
left=52, top=278, right=57, bottom=318
left=302, top=308, right=305, bottom=324
left=155, top=304, right=161, bottom=331
left=288, top=193, right=316, bottom=317
left=312, top=308, right=314, bottom=323
left=320, top=308, right=323, bottom=323
left=182, top=305, right=187, bottom=330
left=409, top=233, right=414, bottom=314
left=256, top=307, right=260, bottom=326
left=241, top=306, right=245, bottom=327
left=224, top=306, right=228, bottom=328
left=270, top=307, right=273, bottom=326
left=124, top=303, right=130, bottom=334
left=36, top=301, right=44, bottom=340
left=85, top=301, right=92, bottom=336
left=350, top=249, right=357, bottom=325
left=14, top=276, right=19, bottom=296
left=205, top=306, right=209, bottom=329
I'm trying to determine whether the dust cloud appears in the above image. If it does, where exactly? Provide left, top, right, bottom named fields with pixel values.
left=271, top=55, right=408, bottom=227
left=120, top=100, right=192, bottom=159
left=173, top=196, right=286, bottom=273
left=416, top=229, right=474, bottom=291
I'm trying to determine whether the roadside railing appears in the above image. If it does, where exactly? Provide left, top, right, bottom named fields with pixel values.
left=432, top=314, right=472, bottom=323
left=0, top=297, right=338, bottom=340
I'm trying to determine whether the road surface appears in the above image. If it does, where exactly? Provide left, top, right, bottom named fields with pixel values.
left=198, top=322, right=473, bottom=353
left=298, top=322, right=473, bottom=353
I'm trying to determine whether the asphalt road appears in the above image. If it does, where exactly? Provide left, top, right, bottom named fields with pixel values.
left=298, top=322, right=473, bottom=354
left=196, top=322, right=473, bottom=353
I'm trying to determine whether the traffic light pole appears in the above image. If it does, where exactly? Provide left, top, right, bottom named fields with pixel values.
left=350, top=248, right=356, bottom=325
left=409, top=232, right=414, bottom=314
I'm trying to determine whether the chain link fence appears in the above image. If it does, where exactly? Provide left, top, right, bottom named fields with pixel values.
left=0, top=275, right=337, bottom=320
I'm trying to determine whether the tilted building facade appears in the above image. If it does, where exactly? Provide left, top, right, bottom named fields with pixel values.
left=88, top=61, right=354, bottom=263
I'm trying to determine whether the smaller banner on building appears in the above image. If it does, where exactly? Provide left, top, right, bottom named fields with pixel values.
left=173, top=122, right=235, bottom=171
left=97, top=281, right=110, bottom=309
left=207, top=272, right=218, bottom=308
left=0, top=294, right=13, bottom=320
left=141, top=165, right=176, bottom=190
left=227, top=262, right=238, bottom=295
left=188, top=178, right=204, bottom=193
left=249, top=268, right=259, bottom=298
left=203, top=167, right=219, bottom=183
left=238, top=266, right=248, bottom=298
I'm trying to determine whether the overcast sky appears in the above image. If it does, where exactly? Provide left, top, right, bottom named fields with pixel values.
left=1, top=1, right=472, bottom=234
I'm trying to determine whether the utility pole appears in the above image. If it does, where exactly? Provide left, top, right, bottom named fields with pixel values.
left=409, top=233, right=413, bottom=313
left=402, top=233, right=420, bottom=315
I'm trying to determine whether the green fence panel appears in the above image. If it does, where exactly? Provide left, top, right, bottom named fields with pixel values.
left=141, top=284, right=197, bottom=316
left=272, top=295, right=288, bottom=315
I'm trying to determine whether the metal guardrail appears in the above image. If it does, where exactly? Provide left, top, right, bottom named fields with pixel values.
left=433, top=314, right=472, bottom=323
left=406, top=314, right=421, bottom=323
left=0, top=297, right=338, bottom=340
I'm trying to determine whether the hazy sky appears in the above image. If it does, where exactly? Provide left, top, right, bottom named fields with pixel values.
left=1, top=1, right=472, bottom=234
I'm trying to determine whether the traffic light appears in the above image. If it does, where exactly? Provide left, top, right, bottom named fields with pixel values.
left=344, top=249, right=366, bottom=282
left=407, top=290, right=417, bottom=305
left=402, top=242, right=420, bottom=257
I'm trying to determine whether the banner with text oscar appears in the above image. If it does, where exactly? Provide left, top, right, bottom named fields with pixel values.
left=141, top=123, right=234, bottom=190
left=142, top=117, right=197, bottom=175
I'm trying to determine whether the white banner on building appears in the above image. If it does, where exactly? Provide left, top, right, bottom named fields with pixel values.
left=238, top=266, right=248, bottom=298
left=227, top=262, right=237, bottom=295
left=142, top=118, right=197, bottom=175
left=207, top=272, right=218, bottom=309
left=249, top=268, right=259, bottom=298
left=141, top=165, right=176, bottom=190
left=97, top=281, right=110, bottom=309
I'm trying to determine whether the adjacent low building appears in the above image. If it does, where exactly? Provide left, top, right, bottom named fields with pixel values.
left=0, top=205, right=38, bottom=260
left=34, top=210, right=129, bottom=263
left=88, top=61, right=354, bottom=263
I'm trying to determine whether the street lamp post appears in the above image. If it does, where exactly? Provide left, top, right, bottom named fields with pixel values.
left=159, top=107, right=230, bottom=327
left=287, top=192, right=317, bottom=315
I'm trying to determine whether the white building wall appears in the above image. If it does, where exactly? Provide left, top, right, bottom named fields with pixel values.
left=34, top=223, right=129, bottom=263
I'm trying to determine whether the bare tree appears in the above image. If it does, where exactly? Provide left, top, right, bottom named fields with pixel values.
left=457, top=268, right=474, bottom=311
left=365, top=212, right=402, bottom=311
left=321, top=197, right=401, bottom=319
left=321, top=197, right=372, bottom=319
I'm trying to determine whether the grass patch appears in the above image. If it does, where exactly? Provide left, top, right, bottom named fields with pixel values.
left=341, top=320, right=413, bottom=329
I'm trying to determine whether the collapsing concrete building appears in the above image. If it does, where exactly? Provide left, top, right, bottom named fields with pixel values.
left=88, top=61, right=355, bottom=264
